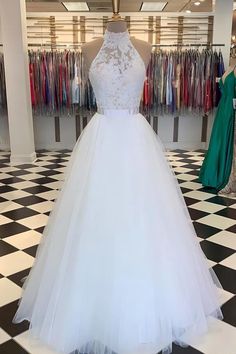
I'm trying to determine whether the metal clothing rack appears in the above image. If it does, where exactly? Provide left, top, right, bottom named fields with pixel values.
left=0, top=43, right=226, bottom=49
left=152, top=43, right=225, bottom=47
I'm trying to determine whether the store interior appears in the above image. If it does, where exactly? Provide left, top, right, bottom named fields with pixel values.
left=0, top=1, right=235, bottom=354
left=0, top=0, right=235, bottom=156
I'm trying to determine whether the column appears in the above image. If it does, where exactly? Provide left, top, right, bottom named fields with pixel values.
left=0, top=0, right=36, bottom=164
left=213, top=0, right=234, bottom=68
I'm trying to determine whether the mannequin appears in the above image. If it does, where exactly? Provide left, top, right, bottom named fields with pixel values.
left=82, top=19, right=152, bottom=75
left=199, top=56, right=236, bottom=192
left=218, top=57, right=236, bottom=195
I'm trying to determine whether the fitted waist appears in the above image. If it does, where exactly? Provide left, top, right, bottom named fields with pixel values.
left=97, top=108, right=139, bottom=117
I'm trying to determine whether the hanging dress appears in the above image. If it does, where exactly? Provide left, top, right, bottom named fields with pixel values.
left=199, top=69, right=236, bottom=191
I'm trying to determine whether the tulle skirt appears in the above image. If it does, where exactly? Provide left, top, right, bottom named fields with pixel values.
left=13, top=109, right=223, bottom=354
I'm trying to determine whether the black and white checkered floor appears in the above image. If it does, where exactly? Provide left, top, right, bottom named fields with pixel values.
left=0, top=150, right=235, bottom=354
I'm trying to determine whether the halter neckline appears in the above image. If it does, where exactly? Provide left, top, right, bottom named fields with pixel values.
left=104, top=29, right=130, bottom=42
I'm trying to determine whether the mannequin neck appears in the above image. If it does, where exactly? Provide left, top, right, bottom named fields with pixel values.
left=106, top=21, right=127, bottom=33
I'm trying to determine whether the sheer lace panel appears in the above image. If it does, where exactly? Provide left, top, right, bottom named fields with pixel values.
left=89, top=30, right=146, bottom=113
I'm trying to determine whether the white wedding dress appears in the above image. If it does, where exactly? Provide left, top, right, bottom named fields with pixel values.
left=14, top=29, right=223, bottom=354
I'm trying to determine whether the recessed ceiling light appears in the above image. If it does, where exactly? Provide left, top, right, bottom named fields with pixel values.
left=140, top=2, right=167, bottom=11
left=62, top=2, right=89, bottom=11
left=194, top=1, right=201, bottom=5
left=186, top=9, right=192, bottom=13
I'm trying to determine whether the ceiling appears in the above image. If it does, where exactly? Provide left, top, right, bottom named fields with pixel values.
left=25, top=0, right=214, bottom=13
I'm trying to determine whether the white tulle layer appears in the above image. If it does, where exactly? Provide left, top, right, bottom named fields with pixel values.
left=13, top=110, right=223, bottom=354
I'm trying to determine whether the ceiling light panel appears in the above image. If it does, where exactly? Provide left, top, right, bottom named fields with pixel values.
left=62, top=2, right=89, bottom=11
left=140, top=2, right=167, bottom=12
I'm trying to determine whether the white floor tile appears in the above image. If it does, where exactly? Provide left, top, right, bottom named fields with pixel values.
left=17, top=214, right=48, bottom=229
left=28, top=201, right=54, bottom=214
left=1, top=190, right=31, bottom=201
left=197, top=214, right=235, bottom=230
left=179, top=181, right=202, bottom=190
left=24, top=167, right=48, bottom=173
left=36, top=190, right=59, bottom=201
left=208, top=231, right=236, bottom=251
left=207, top=259, right=217, bottom=268
left=218, top=287, right=235, bottom=307
left=19, top=173, right=46, bottom=181
left=169, top=161, right=187, bottom=167
left=0, top=201, right=23, bottom=213
left=0, top=328, right=11, bottom=345
left=4, top=230, right=42, bottom=250
left=172, top=166, right=192, bottom=173
left=54, top=167, right=67, bottom=173
left=219, top=253, right=236, bottom=271
left=9, top=181, right=39, bottom=190
left=15, top=331, right=58, bottom=354
left=0, top=173, right=12, bottom=180
left=0, top=215, right=13, bottom=225
left=173, top=173, right=197, bottom=181
left=44, top=181, right=63, bottom=190
left=189, top=201, right=226, bottom=213
left=184, top=191, right=214, bottom=201
left=0, top=251, right=34, bottom=276
left=0, top=166, right=20, bottom=173
left=48, top=173, right=65, bottom=181
left=183, top=317, right=236, bottom=354
left=0, top=278, right=22, bottom=307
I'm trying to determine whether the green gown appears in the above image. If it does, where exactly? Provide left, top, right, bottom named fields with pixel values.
left=199, top=70, right=236, bottom=192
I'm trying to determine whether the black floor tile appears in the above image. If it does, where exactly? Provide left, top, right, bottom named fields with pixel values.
left=0, top=185, right=17, bottom=193
left=205, top=196, right=236, bottom=207
left=212, top=264, right=236, bottom=294
left=12, top=164, right=34, bottom=169
left=184, top=197, right=199, bottom=206
left=0, top=340, right=29, bottom=354
left=37, top=170, right=63, bottom=177
left=0, top=240, right=18, bottom=256
left=181, top=187, right=192, bottom=194
left=14, top=195, right=46, bottom=206
left=43, top=163, right=65, bottom=170
left=198, top=187, right=216, bottom=195
left=23, top=245, right=39, bottom=257
left=28, top=177, right=58, bottom=185
left=0, top=222, right=30, bottom=239
left=8, top=268, right=31, bottom=288
left=200, top=240, right=234, bottom=263
left=23, top=185, right=52, bottom=195
left=216, top=208, right=236, bottom=220
left=193, top=222, right=221, bottom=238
left=186, top=170, right=200, bottom=176
left=0, top=177, right=25, bottom=185
left=222, top=295, right=236, bottom=327
left=8, top=170, right=30, bottom=177
left=2, top=207, right=38, bottom=221
left=171, top=343, right=204, bottom=353
left=0, top=301, right=29, bottom=337
left=182, top=164, right=200, bottom=170
left=188, top=208, right=209, bottom=221
left=226, top=224, right=236, bottom=233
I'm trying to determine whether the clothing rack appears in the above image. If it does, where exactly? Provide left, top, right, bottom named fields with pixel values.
left=0, top=43, right=226, bottom=48
left=152, top=43, right=225, bottom=47
left=0, top=45, right=225, bottom=116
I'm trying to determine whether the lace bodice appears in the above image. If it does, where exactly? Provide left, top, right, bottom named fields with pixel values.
left=89, top=29, right=146, bottom=114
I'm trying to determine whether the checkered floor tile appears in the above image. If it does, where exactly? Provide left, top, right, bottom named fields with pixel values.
left=0, top=149, right=235, bottom=354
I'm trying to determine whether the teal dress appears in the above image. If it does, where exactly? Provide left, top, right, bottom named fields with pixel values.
left=199, top=70, right=236, bottom=191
